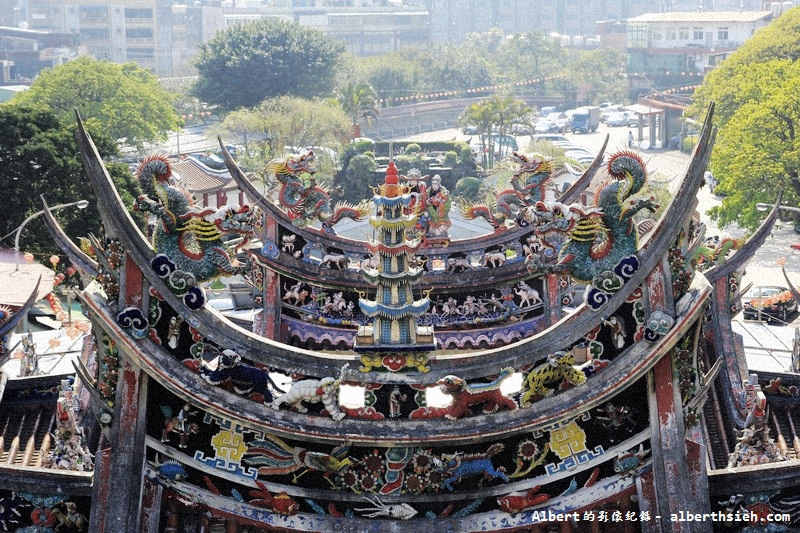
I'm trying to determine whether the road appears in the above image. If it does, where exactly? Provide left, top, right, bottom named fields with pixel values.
left=395, top=122, right=800, bottom=323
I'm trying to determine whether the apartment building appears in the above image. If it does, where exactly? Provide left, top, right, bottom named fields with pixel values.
left=626, top=10, right=773, bottom=85
left=223, top=3, right=429, bottom=56
left=18, top=0, right=223, bottom=75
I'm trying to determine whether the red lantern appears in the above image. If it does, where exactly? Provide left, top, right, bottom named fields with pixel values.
left=50, top=255, right=60, bottom=266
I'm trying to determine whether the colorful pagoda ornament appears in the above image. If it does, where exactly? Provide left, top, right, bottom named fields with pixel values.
left=355, top=162, right=434, bottom=372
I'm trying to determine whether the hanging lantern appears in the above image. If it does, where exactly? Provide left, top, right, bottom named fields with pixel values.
left=50, top=255, right=60, bottom=266
left=66, top=327, right=80, bottom=340
left=23, top=252, right=34, bottom=263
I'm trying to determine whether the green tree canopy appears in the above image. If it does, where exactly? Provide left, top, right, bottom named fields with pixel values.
left=192, top=19, right=345, bottom=112
left=688, top=9, right=800, bottom=229
left=9, top=57, right=180, bottom=150
left=360, top=54, right=421, bottom=106
left=210, top=96, right=350, bottom=180
left=0, top=106, right=141, bottom=257
left=459, top=94, right=530, bottom=168
left=337, top=81, right=379, bottom=139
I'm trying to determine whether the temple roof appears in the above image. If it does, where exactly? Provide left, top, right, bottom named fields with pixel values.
left=172, top=159, right=238, bottom=195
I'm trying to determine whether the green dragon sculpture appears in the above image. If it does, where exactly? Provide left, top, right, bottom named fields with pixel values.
left=460, top=152, right=555, bottom=229
left=133, top=155, right=255, bottom=284
left=527, top=151, right=657, bottom=284
left=691, top=235, right=747, bottom=269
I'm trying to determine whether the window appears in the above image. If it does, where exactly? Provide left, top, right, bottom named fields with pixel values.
left=81, top=28, right=109, bottom=40
left=399, top=321, right=410, bottom=343
left=718, top=27, right=728, bottom=40
left=380, top=320, right=391, bottom=341
left=382, top=287, right=392, bottom=305
left=126, top=47, right=155, bottom=59
left=126, top=28, right=153, bottom=39
left=396, top=256, right=405, bottom=270
left=651, top=28, right=662, bottom=40
left=397, top=288, right=407, bottom=305
left=79, top=5, right=107, bottom=21
left=693, top=27, right=704, bottom=40
left=383, top=256, right=392, bottom=271
left=666, top=28, right=676, bottom=40
left=125, top=8, right=153, bottom=19
left=679, top=27, right=689, bottom=40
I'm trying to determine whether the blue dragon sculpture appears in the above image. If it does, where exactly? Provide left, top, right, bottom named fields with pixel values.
left=527, top=151, right=657, bottom=283
left=133, top=155, right=255, bottom=284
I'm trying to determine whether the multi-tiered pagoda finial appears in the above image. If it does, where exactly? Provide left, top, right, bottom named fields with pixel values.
left=355, top=162, right=434, bottom=372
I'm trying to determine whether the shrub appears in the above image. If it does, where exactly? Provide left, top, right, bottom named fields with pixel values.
left=336, top=154, right=377, bottom=203
left=443, top=151, right=458, bottom=167
left=404, top=143, right=422, bottom=154
left=455, top=176, right=483, bottom=201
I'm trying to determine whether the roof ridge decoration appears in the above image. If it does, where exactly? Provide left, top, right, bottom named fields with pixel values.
left=267, top=150, right=370, bottom=231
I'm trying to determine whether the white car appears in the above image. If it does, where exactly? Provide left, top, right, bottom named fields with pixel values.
left=604, top=112, right=629, bottom=127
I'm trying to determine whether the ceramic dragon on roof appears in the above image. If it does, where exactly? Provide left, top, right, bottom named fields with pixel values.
left=268, top=150, right=370, bottom=231
left=133, top=155, right=255, bottom=284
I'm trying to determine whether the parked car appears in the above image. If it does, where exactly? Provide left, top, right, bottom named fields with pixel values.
left=510, top=123, right=533, bottom=135
left=462, top=124, right=479, bottom=135
left=188, top=152, right=226, bottom=170
left=626, top=114, right=643, bottom=127
left=531, top=134, right=572, bottom=146
left=742, top=286, right=798, bottom=322
left=604, top=112, right=629, bottom=127
left=534, top=119, right=558, bottom=134
left=563, top=149, right=595, bottom=165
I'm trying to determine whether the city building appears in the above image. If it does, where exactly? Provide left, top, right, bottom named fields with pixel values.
left=17, top=0, right=223, bottom=76
left=0, top=26, right=80, bottom=81
left=626, top=10, right=773, bottom=86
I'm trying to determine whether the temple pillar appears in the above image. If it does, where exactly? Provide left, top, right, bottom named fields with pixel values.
left=638, top=262, right=711, bottom=531
left=644, top=356, right=710, bottom=532
left=255, top=214, right=281, bottom=339
left=90, top=358, right=149, bottom=531
left=138, top=477, right=163, bottom=532
left=543, top=274, right=562, bottom=326
left=710, top=275, right=746, bottom=406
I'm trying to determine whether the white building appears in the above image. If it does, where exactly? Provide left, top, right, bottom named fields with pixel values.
left=626, top=11, right=773, bottom=82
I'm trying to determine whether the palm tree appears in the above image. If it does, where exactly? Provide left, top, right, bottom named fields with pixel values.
left=459, top=100, right=497, bottom=169
left=489, top=94, right=532, bottom=159
left=459, top=94, right=531, bottom=169
left=338, top=81, right=379, bottom=140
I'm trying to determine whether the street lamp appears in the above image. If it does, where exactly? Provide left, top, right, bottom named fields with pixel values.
left=9, top=200, right=89, bottom=271
left=756, top=202, right=800, bottom=214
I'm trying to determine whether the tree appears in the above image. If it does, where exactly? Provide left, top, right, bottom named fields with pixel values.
left=9, top=57, right=180, bottom=150
left=336, top=154, right=377, bottom=203
left=360, top=55, right=421, bottom=106
left=338, top=81, right=379, bottom=139
left=458, top=95, right=530, bottom=169
left=688, top=9, right=800, bottom=230
left=210, top=96, right=350, bottom=181
left=459, top=99, right=497, bottom=169
left=0, top=106, right=141, bottom=257
left=192, top=19, right=345, bottom=112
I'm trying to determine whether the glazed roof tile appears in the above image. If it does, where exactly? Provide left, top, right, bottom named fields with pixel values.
left=172, top=160, right=238, bottom=194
